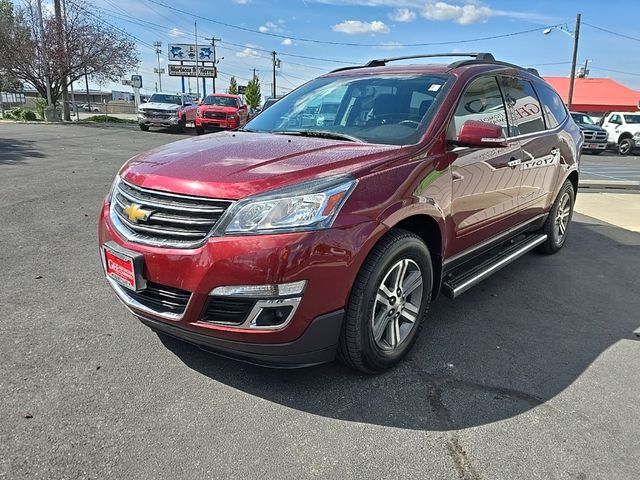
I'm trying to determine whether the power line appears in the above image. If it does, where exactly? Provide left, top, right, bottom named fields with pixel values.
left=583, top=22, right=640, bottom=43
left=144, top=0, right=560, bottom=48
left=590, top=66, right=640, bottom=78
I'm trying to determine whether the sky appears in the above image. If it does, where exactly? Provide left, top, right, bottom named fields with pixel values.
left=36, top=0, right=640, bottom=97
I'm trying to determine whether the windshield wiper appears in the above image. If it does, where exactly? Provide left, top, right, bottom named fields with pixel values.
left=272, top=130, right=362, bottom=143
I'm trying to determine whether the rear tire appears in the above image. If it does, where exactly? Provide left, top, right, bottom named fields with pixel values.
left=139, top=124, right=149, bottom=132
left=536, top=180, right=575, bottom=254
left=618, top=138, right=633, bottom=156
left=338, top=229, right=433, bottom=373
left=195, top=126, right=205, bottom=135
left=176, top=116, right=186, bottom=133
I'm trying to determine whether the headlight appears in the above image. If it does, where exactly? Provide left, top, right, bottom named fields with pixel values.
left=228, top=113, right=237, bottom=120
left=220, top=176, right=357, bottom=235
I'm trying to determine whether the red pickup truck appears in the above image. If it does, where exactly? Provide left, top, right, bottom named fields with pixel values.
left=101, top=52, right=581, bottom=372
left=195, top=94, right=249, bottom=134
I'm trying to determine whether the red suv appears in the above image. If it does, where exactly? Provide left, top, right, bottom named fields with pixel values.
left=195, top=93, right=248, bottom=134
left=99, top=53, right=581, bottom=373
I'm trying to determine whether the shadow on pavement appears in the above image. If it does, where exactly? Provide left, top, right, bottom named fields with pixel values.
left=158, top=217, right=640, bottom=431
left=0, top=138, right=44, bottom=164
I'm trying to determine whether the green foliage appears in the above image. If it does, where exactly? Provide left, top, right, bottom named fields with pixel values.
left=228, top=76, right=238, bottom=95
left=4, top=107, right=40, bottom=121
left=35, top=97, right=46, bottom=119
left=84, top=115, right=136, bottom=124
left=244, top=77, right=262, bottom=109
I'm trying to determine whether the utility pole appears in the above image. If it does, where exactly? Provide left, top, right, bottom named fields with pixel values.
left=194, top=21, right=200, bottom=101
left=153, top=41, right=163, bottom=91
left=271, top=51, right=280, bottom=98
left=205, top=36, right=221, bottom=93
left=36, top=0, right=56, bottom=120
left=61, top=0, right=78, bottom=121
left=567, top=13, right=581, bottom=110
left=53, top=0, right=71, bottom=120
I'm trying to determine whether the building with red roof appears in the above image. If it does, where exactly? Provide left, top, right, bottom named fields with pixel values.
left=544, top=77, right=640, bottom=113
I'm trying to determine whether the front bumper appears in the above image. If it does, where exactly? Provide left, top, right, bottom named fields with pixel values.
left=99, top=200, right=383, bottom=366
left=138, top=114, right=179, bottom=126
left=196, top=117, right=238, bottom=129
left=581, top=142, right=607, bottom=150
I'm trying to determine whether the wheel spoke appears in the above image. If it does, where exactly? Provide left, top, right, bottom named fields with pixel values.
left=559, top=221, right=566, bottom=235
left=402, top=271, right=422, bottom=296
left=376, top=292, right=391, bottom=307
left=401, top=302, right=419, bottom=323
left=394, top=260, right=409, bottom=292
left=373, top=310, right=391, bottom=342
left=387, top=317, right=401, bottom=348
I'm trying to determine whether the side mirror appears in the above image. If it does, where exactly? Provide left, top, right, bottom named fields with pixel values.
left=453, top=120, right=507, bottom=148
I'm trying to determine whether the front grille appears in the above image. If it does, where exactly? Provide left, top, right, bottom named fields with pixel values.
left=200, top=297, right=256, bottom=325
left=144, top=109, right=172, bottom=119
left=204, top=111, right=227, bottom=120
left=111, top=179, right=233, bottom=248
left=127, top=282, right=191, bottom=315
left=583, top=130, right=607, bottom=142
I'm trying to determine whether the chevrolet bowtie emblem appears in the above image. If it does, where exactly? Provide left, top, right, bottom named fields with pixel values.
left=123, top=203, right=151, bottom=223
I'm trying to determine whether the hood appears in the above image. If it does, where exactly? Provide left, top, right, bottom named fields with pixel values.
left=576, top=123, right=606, bottom=133
left=121, top=132, right=400, bottom=199
left=199, top=104, right=238, bottom=111
left=139, top=102, right=180, bottom=111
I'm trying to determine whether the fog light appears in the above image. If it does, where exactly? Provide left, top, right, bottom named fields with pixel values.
left=210, top=280, right=306, bottom=298
left=254, top=305, right=294, bottom=327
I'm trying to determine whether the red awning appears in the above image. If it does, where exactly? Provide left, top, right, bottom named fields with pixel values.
left=543, top=77, right=640, bottom=112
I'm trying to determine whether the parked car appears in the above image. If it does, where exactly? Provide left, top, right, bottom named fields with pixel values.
left=261, top=96, right=281, bottom=112
left=81, top=103, right=100, bottom=112
left=99, top=52, right=581, bottom=373
left=195, top=93, right=249, bottom=134
left=570, top=112, right=608, bottom=155
left=599, top=111, right=640, bottom=155
left=137, top=93, right=197, bottom=132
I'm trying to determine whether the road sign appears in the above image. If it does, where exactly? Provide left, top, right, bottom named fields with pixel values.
left=238, top=85, right=247, bottom=95
left=168, top=64, right=217, bottom=78
left=153, top=68, right=165, bottom=74
left=131, top=75, right=143, bottom=89
left=168, top=44, right=214, bottom=62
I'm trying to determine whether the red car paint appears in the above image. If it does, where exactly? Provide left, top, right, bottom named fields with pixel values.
left=195, top=93, right=248, bottom=130
left=99, top=61, right=581, bottom=367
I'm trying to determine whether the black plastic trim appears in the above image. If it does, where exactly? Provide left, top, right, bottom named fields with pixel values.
left=138, top=309, right=345, bottom=368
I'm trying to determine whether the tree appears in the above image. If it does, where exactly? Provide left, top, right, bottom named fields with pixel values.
left=244, top=76, right=262, bottom=109
left=0, top=0, right=139, bottom=109
left=228, top=76, right=238, bottom=95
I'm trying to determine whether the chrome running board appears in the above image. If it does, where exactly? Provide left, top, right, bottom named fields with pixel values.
left=442, top=234, right=548, bottom=299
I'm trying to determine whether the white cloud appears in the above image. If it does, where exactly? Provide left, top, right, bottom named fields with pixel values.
left=259, top=20, right=285, bottom=34
left=281, top=38, right=294, bottom=46
left=389, top=8, right=416, bottom=22
left=332, top=20, right=390, bottom=35
left=168, top=27, right=184, bottom=37
left=421, top=2, right=493, bottom=25
left=236, top=45, right=261, bottom=58
left=233, top=0, right=251, bottom=4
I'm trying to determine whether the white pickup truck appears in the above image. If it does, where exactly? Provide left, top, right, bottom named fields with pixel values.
left=137, top=93, right=198, bottom=133
left=599, top=112, right=640, bottom=155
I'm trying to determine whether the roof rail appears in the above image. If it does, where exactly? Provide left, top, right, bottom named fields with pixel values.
left=447, top=58, right=542, bottom=77
left=364, top=52, right=495, bottom=68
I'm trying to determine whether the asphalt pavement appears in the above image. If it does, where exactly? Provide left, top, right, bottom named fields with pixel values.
left=580, top=150, right=640, bottom=182
left=1, top=123, right=639, bottom=480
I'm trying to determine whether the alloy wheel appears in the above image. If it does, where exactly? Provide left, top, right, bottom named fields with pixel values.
left=371, top=258, right=423, bottom=351
left=554, top=192, right=571, bottom=244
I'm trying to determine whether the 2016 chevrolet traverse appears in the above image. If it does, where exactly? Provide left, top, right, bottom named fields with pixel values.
left=99, top=53, right=581, bottom=373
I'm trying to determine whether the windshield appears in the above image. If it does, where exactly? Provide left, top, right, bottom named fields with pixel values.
left=148, top=94, right=181, bottom=105
left=571, top=113, right=594, bottom=125
left=245, top=74, right=450, bottom=145
left=623, top=114, right=640, bottom=124
left=204, top=96, right=237, bottom=107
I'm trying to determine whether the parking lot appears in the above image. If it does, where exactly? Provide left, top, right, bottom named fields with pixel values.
left=581, top=151, right=640, bottom=182
left=1, top=123, right=639, bottom=479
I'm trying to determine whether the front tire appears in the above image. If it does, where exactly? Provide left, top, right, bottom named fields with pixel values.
left=618, top=138, right=633, bottom=156
left=338, top=229, right=433, bottom=373
left=175, top=116, right=186, bottom=133
left=195, top=125, right=205, bottom=135
left=139, top=124, right=149, bottom=132
left=536, top=180, right=575, bottom=254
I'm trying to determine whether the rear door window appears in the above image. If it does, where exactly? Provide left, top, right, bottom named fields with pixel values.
left=448, top=75, right=509, bottom=139
left=534, top=82, right=568, bottom=129
left=498, top=77, right=545, bottom=136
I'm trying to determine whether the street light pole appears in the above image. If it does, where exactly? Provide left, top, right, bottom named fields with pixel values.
left=567, top=13, right=581, bottom=110
left=153, top=41, right=163, bottom=92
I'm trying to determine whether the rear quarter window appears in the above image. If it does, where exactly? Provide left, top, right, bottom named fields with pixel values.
left=498, top=76, right=545, bottom=135
left=534, top=82, right=568, bottom=129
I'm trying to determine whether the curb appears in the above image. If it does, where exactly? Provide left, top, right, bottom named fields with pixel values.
left=579, top=179, right=640, bottom=191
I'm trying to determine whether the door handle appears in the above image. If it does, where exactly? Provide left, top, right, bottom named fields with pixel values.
left=507, top=158, right=521, bottom=169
